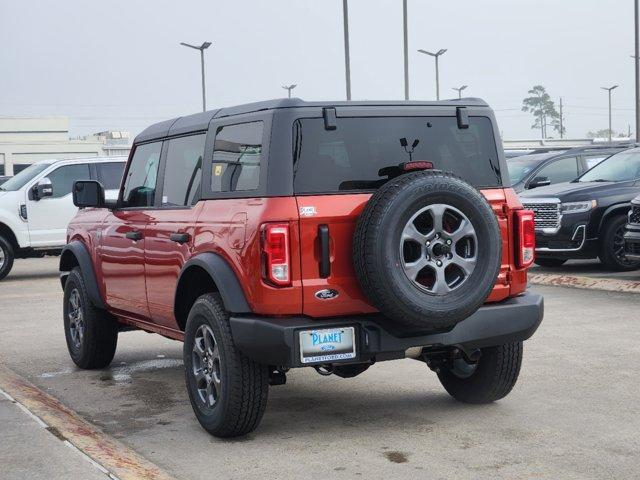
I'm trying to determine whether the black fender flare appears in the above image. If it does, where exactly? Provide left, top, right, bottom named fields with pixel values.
left=59, top=241, right=106, bottom=310
left=175, top=252, right=251, bottom=314
left=598, top=203, right=632, bottom=231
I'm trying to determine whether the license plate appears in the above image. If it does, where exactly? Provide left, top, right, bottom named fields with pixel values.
left=299, top=327, right=356, bottom=364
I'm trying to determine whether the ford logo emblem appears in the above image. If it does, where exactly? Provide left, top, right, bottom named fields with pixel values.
left=315, top=289, right=339, bottom=300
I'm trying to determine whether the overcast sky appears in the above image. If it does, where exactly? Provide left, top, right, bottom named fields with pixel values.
left=0, top=0, right=636, bottom=140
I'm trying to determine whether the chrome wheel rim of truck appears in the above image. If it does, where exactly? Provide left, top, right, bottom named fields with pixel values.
left=400, top=203, right=478, bottom=294
left=192, top=324, right=222, bottom=408
left=68, top=289, right=84, bottom=348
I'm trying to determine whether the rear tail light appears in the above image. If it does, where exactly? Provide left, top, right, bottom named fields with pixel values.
left=402, top=161, right=434, bottom=171
left=516, top=210, right=536, bottom=268
left=261, top=223, right=291, bottom=286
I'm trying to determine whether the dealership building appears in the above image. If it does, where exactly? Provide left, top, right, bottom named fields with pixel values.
left=0, top=117, right=131, bottom=176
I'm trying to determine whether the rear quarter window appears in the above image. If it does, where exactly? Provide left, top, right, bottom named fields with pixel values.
left=293, top=116, right=501, bottom=193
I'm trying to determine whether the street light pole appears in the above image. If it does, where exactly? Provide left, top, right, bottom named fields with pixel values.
left=601, top=85, right=619, bottom=142
left=180, top=41, right=212, bottom=112
left=282, top=84, right=297, bottom=99
left=342, top=0, right=352, bottom=101
left=403, top=0, right=409, bottom=100
left=452, top=85, right=468, bottom=99
left=417, top=49, right=447, bottom=100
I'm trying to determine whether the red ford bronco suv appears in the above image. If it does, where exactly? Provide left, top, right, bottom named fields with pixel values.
left=60, top=98, right=543, bottom=438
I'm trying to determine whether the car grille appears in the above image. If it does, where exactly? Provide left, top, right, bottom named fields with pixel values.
left=521, top=202, right=561, bottom=231
left=630, top=205, right=640, bottom=225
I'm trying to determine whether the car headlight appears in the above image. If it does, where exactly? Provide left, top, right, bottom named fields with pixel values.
left=560, top=200, right=597, bottom=214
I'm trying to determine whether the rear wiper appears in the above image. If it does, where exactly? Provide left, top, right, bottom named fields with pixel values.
left=589, top=178, right=610, bottom=182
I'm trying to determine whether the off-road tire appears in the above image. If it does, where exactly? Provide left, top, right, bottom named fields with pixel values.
left=533, top=258, right=566, bottom=268
left=353, top=170, right=502, bottom=331
left=0, top=235, right=15, bottom=281
left=63, top=267, right=118, bottom=369
left=183, top=293, right=269, bottom=438
left=599, top=215, right=640, bottom=271
left=437, top=342, right=523, bottom=404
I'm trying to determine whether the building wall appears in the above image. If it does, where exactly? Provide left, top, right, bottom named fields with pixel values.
left=0, top=117, right=130, bottom=175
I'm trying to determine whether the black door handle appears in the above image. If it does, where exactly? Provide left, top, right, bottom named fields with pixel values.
left=318, top=225, right=330, bottom=278
left=170, top=233, right=190, bottom=244
left=125, top=231, right=142, bottom=241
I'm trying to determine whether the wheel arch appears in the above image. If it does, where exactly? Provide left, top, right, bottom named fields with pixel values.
left=598, top=203, right=632, bottom=231
left=0, top=222, right=19, bottom=251
left=174, top=252, right=251, bottom=332
left=59, top=241, right=106, bottom=310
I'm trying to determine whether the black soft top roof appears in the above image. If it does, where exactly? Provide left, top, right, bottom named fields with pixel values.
left=134, top=97, right=490, bottom=144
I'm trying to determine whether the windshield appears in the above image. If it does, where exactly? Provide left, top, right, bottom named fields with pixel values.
left=507, top=159, right=542, bottom=184
left=506, top=153, right=556, bottom=184
left=0, top=163, right=50, bottom=191
left=578, top=149, right=640, bottom=182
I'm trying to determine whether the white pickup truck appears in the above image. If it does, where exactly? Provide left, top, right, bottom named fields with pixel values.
left=0, top=156, right=126, bottom=280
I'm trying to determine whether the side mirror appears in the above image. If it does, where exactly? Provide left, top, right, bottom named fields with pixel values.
left=528, top=176, right=551, bottom=189
left=33, top=178, right=53, bottom=200
left=73, top=180, right=105, bottom=208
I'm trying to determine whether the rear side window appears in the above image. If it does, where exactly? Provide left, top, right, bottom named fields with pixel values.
left=211, top=121, right=263, bottom=192
left=96, top=162, right=125, bottom=190
left=121, top=142, right=162, bottom=208
left=161, top=133, right=206, bottom=207
left=293, top=116, right=501, bottom=193
left=584, top=155, right=609, bottom=169
left=47, top=164, right=91, bottom=198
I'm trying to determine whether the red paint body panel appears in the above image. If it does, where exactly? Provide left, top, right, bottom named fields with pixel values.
left=98, top=210, right=151, bottom=319
left=67, top=187, right=528, bottom=332
left=144, top=203, right=204, bottom=329
left=193, top=197, right=303, bottom=315
left=295, top=188, right=527, bottom=318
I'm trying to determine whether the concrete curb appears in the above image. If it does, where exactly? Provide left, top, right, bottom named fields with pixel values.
left=529, top=272, right=640, bottom=294
left=0, top=366, right=176, bottom=480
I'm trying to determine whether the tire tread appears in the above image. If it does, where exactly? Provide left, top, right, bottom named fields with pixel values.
left=63, top=267, right=118, bottom=369
left=437, top=342, right=523, bottom=404
left=185, top=294, right=269, bottom=437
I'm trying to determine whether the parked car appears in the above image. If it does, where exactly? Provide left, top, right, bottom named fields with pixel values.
left=519, top=147, right=640, bottom=270
left=504, top=147, right=568, bottom=159
left=0, top=175, right=11, bottom=185
left=59, top=98, right=543, bottom=438
left=0, top=156, right=126, bottom=280
left=508, top=145, right=632, bottom=193
left=624, top=195, right=640, bottom=261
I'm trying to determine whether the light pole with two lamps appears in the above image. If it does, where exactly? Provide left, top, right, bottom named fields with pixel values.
left=601, top=85, right=618, bottom=142
left=452, top=85, right=468, bottom=99
left=180, top=41, right=212, bottom=112
left=282, top=84, right=297, bottom=99
left=417, top=49, right=447, bottom=100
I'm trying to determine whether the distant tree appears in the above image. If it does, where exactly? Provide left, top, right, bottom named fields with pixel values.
left=522, top=86, right=560, bottom=139
left=551, top=116, right=566, bottom=138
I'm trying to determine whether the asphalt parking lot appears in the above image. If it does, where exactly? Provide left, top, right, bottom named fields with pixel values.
left=1, top=257, right=639, bottom=479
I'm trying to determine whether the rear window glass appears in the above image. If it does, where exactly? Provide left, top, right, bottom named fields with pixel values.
left=293, top=116, right=501, bottom=193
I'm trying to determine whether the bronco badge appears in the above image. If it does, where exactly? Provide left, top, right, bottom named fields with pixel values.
left=315, top=289, right=339, bottom=300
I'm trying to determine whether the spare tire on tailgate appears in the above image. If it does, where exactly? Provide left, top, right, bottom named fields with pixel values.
left=353, top=170, right=502, bottom=331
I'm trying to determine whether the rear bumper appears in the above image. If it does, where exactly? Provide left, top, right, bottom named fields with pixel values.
left=229, top=292, right=544, bottom=368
